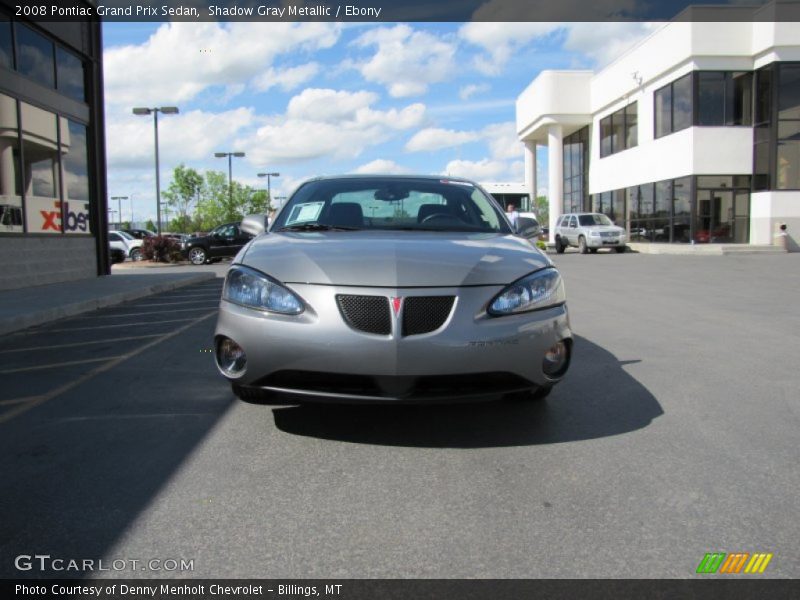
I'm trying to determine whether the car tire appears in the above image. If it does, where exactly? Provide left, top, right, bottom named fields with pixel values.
left=555, top=237, right=566, bottom=254
left=578, top=236, right=589, bottom=254
left=506, top=386, right=552, bottom=402
left=615, top=246, right=627, bottom=253
left=589, top=248, right=598, bottom=254
left=188, top=247, right=207, bottom=265
left=130, top=247, right=143, bottom=261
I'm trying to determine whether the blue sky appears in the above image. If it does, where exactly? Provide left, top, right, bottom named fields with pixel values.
left=102, top=21, right=660, bottom=223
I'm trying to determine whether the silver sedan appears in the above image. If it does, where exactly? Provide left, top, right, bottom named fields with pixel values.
left=214, top=175, right=572, bottom=404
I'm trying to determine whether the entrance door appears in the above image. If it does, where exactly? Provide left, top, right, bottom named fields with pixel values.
left=695, top=190, right=734, bottom=243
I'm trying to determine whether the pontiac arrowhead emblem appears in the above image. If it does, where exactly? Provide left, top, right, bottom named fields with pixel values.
left=391, top=297, right=403, bottom=316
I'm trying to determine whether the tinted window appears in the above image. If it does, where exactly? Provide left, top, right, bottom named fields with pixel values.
left=16, top=24, right=54, bottom=88
left=600, top=115, right=612, bottom=157
left=655, top=85, right=672, bottom=138
left=672, top=73, right=693, bottom=131
left=778, top=64, right=800, bottom=120
left=0, top=15, right=11, bottom=69
left=56, top=47, right=85, bottom=102
left=698, top=72, right=725, bottom=126
left=625, top=102, right=638, bottom=148
left=109, top=233, right=121, bottom=242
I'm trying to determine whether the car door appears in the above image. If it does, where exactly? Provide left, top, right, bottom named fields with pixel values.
left=108, top=232, right=126, bottom=253
left=207, top=224, right=235, bottom=258
left=230, top=225, right=254, bottom=255
left=567, top=215, right=579, bottom=244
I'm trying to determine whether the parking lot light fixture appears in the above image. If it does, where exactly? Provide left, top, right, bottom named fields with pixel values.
left=257, top=172, right=280, bottom=207
left=215, top=152, right=246, bottom=214
left=132, top=106, right=180, bottom=234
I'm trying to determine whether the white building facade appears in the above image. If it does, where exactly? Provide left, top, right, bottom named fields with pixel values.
left=517, top=2, right=800, bottom=246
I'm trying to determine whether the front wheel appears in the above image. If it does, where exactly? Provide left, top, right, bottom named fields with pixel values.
left=589, top=248, right=598, bottom=254
left=188, top=247, right=207, bottom=265
left=555, top=237, right=566, bottom=254
left=130, top=247, right=143, bottom=261
left=578, top=236, right=589, bottom=254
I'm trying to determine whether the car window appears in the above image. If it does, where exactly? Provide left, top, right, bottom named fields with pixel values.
left=579, top=214, right=614, bottom=226
left=109, top=232, right=121, bottom=242
left=274, top=178, right=511, bottom=233
left=569, top=216, right=578, bottom=228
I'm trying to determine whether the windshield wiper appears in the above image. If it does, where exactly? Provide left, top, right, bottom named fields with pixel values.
left=276, top=223, right=360, bottom=232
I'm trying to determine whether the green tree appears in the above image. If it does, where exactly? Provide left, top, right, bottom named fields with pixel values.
left=120, top=221, right=131, bottom=230
left=162, top=164, right=203, bottom=233
left=145, top=219, right=157, bottom=232
left=535, top=195, right=549, bottom=224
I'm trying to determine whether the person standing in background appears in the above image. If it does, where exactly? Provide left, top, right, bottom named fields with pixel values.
left=506, top=203, right=519, bottom=228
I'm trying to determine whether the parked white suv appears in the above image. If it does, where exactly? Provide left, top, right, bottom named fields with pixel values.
left=109, top=230, right=144, bottom=261
left=554, top=213, right=627, bottom=254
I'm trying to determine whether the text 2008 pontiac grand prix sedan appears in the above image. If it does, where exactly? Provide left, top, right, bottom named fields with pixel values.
left=214, top=175, right=572, bottom=404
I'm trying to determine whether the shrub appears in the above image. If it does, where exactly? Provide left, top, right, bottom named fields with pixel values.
left=536, top=240, right=547, bottom=250
left=142, top=236, right=181, bottom=263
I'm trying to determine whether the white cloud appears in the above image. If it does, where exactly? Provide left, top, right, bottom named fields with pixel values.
left=106, top=107, right=256, bottom=170
left=353, top=24, right=457, bottom=97
left=458, top=22, right=560, bottom=75
left=103, top=22, right=341, bottom=106
left=459, top=83, right=490, bottom=100
left=482, top=122, right=522, bottom=161
left=405, top=128, right=481, bottom=153
left=238, top=88, right=426, bottom=164
left=442, top=159, right=514, bottom=181
left=352, top=159, right=412, bottom=175
left=563, top=23, right=663, bottom=68
left=252, top=62, right=321, bottom=92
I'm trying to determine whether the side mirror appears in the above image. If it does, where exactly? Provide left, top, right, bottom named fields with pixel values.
left=516, top=217, right=541, bottom=239
left=240, top=214, right=268, bottom=236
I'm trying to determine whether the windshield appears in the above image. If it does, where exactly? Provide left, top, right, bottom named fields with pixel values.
left=116, top=230, right=135, bottom=240
left=272, top=178, right=511, bottom=234
left=578, top=214, right=614, bottom=227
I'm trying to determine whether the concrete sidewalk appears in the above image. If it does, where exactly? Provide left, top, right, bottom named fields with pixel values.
left=0, top=270, right=217, bottom=335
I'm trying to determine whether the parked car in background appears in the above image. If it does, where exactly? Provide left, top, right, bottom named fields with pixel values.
left=109, top=245, right=126, bottom=264
left=120, top=228, right=156, bottom=240
left=108, top=230, right=144, bottom=261
left=554, top=213, right=627, bottom=254
left=183, top=222, right=254, bottom=265
left=162, top=233, right=190, bottom=246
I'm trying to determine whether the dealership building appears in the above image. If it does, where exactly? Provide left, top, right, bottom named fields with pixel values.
left=0, top=1, right=108, bottom=290
left=517, top=1, right=800, bottom=247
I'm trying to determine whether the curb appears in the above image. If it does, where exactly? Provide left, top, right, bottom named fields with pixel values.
left=0, top=272, right=216, bottom=336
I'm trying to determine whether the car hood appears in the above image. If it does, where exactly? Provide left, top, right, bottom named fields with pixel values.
left=238, top=231, right=551, bottom=287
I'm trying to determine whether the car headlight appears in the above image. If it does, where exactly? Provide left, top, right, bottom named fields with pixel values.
left=223, top=265, right=304, bottom=315
left=488, top=268, right=566, bottom=316
left=589, top=230, right=601, bottom=236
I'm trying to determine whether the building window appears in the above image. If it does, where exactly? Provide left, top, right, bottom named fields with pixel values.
left=655, top=73, right=693, bottom=138
left=56, top=47, right=86, bottom=103
left=591, top=189, right=625, bottom=227
left=15, top=24, right=55, bottom=89
left=563, top=126, right=589, bottom=213
left=0, top=94, right=23, bottom=233
left=753, top=65, right=774, bottom=191
left=62, top=120, right=91, bottom=234
left=0, top=14, right=12, bottom=70
left=697, top=71, right=753, bottom=126
left=600, top=101, right=637, bottom=157
left=777, top=63, right=800, bottom=189
left=20, top=101, right=61, bottom=233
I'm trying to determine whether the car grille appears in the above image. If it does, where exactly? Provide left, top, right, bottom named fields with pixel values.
left=403, top=296, right=455, bottom=336
left=336, top=295, right=391, bottom=335
left=600, top=231, right=617, bottom=238
left=336, top=294, right=455, bottom=336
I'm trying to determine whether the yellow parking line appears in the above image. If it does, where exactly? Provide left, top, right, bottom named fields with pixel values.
left=0, top=311, right=217, bottom=426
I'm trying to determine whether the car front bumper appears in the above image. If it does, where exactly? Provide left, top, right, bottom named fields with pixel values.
left=214, top=283, right=572, bottom=403
left=586, top=235, right=626, bottom=248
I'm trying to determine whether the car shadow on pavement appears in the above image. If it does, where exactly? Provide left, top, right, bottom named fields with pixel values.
left=272, top=335, right=663, bottom=448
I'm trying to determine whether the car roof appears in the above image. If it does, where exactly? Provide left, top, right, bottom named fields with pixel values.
left=303, top=174, right=480, bottom=186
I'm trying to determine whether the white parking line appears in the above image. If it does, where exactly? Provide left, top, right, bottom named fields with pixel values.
left=0, top=334, right=162, bottom=354
left=44, top=317, right=198, bottom=333
left=0, top=356, right=125, bottom=374
left=0, top=310, right=217, bottom=425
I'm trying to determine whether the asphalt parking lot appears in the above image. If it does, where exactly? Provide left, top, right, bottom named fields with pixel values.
left=1, top=253, right=798, bottom=578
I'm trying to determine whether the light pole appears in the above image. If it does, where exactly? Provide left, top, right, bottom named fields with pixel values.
left=132, top=106, right=179, bottom=234
left=108, top=209, right=117, bottom=228
left=257, top=172, right=280, bottom=208
left=215, top=152, right=246, bottom=218
left=111, top=196, right=128, bottom=228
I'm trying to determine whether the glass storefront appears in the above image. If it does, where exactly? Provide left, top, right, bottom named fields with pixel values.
left=562, top=126, right=589, bottom=214
left=593, top=176, right=750, bottom=244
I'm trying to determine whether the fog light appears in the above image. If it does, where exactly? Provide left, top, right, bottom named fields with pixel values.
left=542, top=340, right=570, bottom=378
left=217, top=337, right=246, bottom=377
